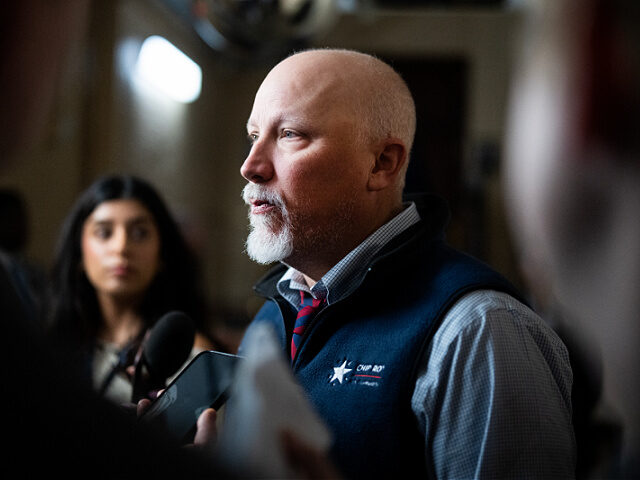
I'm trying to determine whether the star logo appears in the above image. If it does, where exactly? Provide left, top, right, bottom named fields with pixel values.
left=330, top=360, right=352, bottom=384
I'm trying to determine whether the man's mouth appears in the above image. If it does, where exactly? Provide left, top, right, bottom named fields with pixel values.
left=242, top=183, right=283, bottom=216
left=249, top=198, right=276, bottom=215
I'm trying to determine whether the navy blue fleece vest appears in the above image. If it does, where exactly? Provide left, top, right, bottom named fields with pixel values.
left=247, top=232, right=525, bottom=479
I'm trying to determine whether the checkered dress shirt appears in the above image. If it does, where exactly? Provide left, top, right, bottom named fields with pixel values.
left=277, top=202, right=575, bottom=478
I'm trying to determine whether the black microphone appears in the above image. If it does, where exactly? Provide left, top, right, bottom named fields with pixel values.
left=131, top=311, right=196, bottom=402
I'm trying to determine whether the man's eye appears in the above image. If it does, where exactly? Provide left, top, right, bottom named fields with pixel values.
left=281, top=130, right=297, bottom=139
left=248, top=133, right=259, bottom=144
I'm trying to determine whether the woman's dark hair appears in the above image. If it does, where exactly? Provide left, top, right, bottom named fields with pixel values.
left=48, top=174, right=209, bottom=346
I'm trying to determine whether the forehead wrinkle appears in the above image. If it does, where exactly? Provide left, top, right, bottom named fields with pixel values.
left=247, top=107, right=317, bottom=134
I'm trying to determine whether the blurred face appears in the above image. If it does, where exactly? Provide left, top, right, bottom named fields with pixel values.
left=504, top=1, right=598, bottom=297
left=505, top=0, right=640, bottom=351
left=81, top=199, right=161, bottom=303
left=240, top=52, right=375, bottom=272
left=504, top=38, right=572, bottom=277
left=505, top=2, right=601, bottom=268
left=506, top=3, right=640, bottom=445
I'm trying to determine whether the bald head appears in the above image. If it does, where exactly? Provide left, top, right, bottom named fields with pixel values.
left=264, top=49, right=416, bottom=185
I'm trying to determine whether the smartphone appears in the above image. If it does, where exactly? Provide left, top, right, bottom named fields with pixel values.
left=138, top=350, right=241, bottom=444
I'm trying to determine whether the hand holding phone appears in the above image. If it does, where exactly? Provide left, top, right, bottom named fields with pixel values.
left=138, top=350, right=241, bottom=445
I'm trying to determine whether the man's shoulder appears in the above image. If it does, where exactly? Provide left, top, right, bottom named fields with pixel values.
left=435, top=289, right=564, bottom=356
left=448, top=289, right=532, bottom=318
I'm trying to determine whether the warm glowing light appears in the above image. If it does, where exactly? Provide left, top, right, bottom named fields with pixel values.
left=133, top=36, right=202, bottom=103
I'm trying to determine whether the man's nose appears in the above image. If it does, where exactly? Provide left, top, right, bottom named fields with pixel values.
left=240, top=139, right=274, bottom=183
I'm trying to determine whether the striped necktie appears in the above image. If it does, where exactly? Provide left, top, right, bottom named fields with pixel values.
left=291, top=291, right=324, bottom=361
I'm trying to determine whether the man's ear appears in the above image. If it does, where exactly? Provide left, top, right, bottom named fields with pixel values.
left=367, top=140, right=407, bottom=191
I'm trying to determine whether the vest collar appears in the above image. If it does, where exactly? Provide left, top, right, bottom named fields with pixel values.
left=253, top=193, right=450, bottom=299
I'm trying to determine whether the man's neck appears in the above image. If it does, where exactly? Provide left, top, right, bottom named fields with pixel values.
left=286, top=201, right=406, bottom=287
left=302, top=273, right=317, bottom=288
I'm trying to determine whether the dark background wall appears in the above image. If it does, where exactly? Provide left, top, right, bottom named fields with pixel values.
left=0, top=1, right=522, bottom=342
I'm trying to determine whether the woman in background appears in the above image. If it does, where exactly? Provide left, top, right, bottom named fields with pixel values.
left=48, top=174, right=216, bottom=404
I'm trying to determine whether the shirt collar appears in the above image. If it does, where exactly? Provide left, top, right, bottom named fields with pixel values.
left=277, top=201, right=421, bottom=309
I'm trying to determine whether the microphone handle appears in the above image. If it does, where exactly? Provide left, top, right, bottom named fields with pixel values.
left=131, top=359, right=146, bottom=403
left=131, top=359, right=168, bottom=403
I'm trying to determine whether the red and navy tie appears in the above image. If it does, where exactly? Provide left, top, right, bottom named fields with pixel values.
left=291, top=291, right=324, bottom=361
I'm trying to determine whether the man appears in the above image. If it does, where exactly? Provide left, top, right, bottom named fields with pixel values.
left=239, top=48, right=575, bottom=478
left=504, top=0, right=640, bottom=476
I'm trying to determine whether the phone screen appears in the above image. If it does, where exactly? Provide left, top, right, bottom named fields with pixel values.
left=138, top=350, right=240, bottom=444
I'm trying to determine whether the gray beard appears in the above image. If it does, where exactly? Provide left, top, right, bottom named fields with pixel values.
left=243, top=183, right=294, bottom=264
left=245, top=210, right=294, bottom=265
left=242, top=183, right=357, bottom=269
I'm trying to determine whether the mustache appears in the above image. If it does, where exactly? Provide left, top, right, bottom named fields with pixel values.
left=242, top=183, right=286, bottom=210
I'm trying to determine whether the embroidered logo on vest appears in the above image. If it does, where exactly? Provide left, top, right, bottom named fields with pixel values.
left=329, top=359, right=386, bottom=387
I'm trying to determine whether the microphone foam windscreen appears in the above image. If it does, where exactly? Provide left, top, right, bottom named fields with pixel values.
left=145, top=311, right=196, bottom=379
